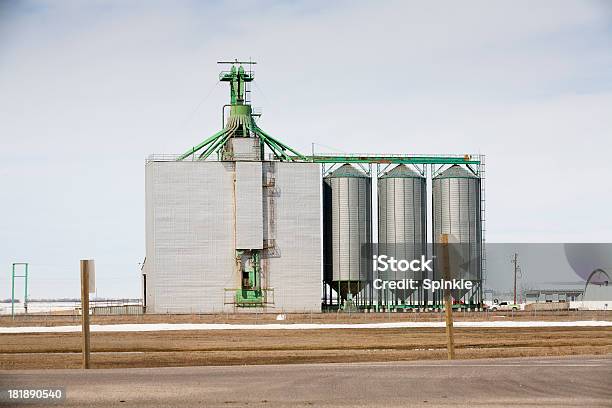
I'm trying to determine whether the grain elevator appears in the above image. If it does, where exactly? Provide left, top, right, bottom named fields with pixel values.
left=145, top=61, right=321, bottom=313
left=144, top=60, right=486, bottom=313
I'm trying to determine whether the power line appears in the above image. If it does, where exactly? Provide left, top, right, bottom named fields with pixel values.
left=177, top=79, right=221, bottom=129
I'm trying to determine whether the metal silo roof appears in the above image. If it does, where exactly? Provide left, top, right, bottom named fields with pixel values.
left=433, top=165, right=478, bottom=179
left=379, top=164, right=423, bottom=179
left=325, top=163, right=368, bottom=178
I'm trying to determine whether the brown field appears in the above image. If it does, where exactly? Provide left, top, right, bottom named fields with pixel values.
left=1, top=309, right=611, bottom=327
left=1, top=325, right=611, bottom=370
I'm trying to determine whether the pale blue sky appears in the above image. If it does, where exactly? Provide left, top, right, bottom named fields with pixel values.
left=1, top=0, right=611, bottom=298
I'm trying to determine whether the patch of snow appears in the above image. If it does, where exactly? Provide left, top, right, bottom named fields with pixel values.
left=1, top=320, right=611, bottom=334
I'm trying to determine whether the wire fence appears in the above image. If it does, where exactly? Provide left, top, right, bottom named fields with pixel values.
left=1, top=308, right=610, bottom=327
left=0, top=299, right=143, bottom=317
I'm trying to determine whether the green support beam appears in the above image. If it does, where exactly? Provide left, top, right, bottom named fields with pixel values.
left=293, top=155, right=481, bottom=165
left=254, top=126, right=307, bottom=161
left=198, top=131, right=232, bottom=161
left=176, top=128, right=227, bottom=161
left=175, top=60, right=481, bottom=167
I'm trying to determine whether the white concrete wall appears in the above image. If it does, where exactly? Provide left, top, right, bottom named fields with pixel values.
left=145, top=161, right=236, bottom=313
left=145, top=160, right=322, bottom=313
left=235, top=162, right=263, bottom=249
left=264, top=162, right=322, bottom=312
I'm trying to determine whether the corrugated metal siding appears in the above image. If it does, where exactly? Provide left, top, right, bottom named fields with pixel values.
left=145, top=164, right=155, bottom=311
left=146, top=160, right=321, bottom=313
left=324, top=175, right=371, bottom=283
left=432, top=173, right=482, bottom=284
left=235, top=162, right=263, bottom=249
left=378, top=175, right=427, bottom=281
left=229, top=138, right=261, bottom=161
left=145, top=161, right=236, bottom=313
left=264, top=162, right=322, bottom=312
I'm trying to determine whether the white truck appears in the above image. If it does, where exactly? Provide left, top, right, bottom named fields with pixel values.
left=490, top=301, right=520, bottom=311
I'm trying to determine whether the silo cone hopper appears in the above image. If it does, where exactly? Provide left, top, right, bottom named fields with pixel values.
left=336, top=281, right=363, bottom=302
left=177, top=61, right=306, bottom=162
left=435, top=235, right=479, bottom=303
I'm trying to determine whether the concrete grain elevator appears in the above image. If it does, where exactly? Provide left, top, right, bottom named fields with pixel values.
left=144, top=60, right=486, bottom=313
left=145, top=61, right=321, bottom=313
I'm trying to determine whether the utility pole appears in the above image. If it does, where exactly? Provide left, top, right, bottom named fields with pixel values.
left=511, top=253, right=520, bottom=304
left=441, top=234, right=455, bottom=360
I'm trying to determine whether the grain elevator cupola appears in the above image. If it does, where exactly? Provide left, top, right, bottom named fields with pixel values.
left=177, top=59, right=306, bottom=162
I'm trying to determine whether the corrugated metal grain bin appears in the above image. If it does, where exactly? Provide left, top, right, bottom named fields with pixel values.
left=323, top=164, right=372, bottom=301
left=432, top=165, right=482, bottom=300
left=378, top=164, right=427, bottom=285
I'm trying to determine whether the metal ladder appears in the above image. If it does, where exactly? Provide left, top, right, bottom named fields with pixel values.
left=479, top=155, right=487, bottom=285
